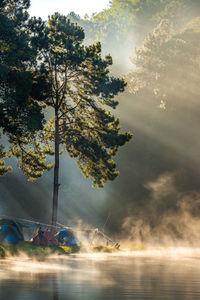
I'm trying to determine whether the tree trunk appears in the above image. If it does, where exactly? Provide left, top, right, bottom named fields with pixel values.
left=51, top=108, right=60, bottom=230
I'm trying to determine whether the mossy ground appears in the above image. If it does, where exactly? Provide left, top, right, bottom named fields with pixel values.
left=60, top=245, right=81, bottom=254
left=0, top=245, right=6, bottom=258
left=0, top=242, right=120, bottom=258
left=91, top=245, right=120, bottom=253
left=0, top=241, right=80, bottom=258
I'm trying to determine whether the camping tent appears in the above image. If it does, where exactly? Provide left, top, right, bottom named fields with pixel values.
left=56, top=229, right=80, bottom=246
left=32, top=229, right=58, bottom=246
left=0, top=219, right=24, bottom=244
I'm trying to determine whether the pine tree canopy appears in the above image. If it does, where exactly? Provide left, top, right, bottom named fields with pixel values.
left=0, top=0, right=51, bottom=176
left=12, top=13, right=132, bottom=187
left=0, top=0, right=47, bottom=138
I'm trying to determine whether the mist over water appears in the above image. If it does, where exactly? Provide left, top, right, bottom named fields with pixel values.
left=1, top=250, right=200, bottom=300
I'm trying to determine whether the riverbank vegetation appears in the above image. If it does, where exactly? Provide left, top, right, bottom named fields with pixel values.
left=0, top=242, right=81, bottom=258
left=0, top=242, right=120, bottom=258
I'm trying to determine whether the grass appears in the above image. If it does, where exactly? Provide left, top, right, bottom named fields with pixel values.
left=0, top=242, right=119, bottom=258
left=92, top=245, right=120, bottom=253
left=0, top=245, right=6, bottom=258
left=60, top=245, right=81, bottom=254
left=0, top=241, right=80, bottom=258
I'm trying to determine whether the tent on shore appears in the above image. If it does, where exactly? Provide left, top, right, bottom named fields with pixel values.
left=56, top=229, right=80, bottom=246
left=32, top=228, right=59, bottom=246
left=0, top=219, right=24, bottom=244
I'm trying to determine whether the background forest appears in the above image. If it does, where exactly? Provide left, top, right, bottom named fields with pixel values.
left=1, top=0, right=200, bottom=243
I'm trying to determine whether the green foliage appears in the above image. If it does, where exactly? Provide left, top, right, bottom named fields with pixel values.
left=67, top=0, right=200, bottom=66
left=0, top=0, right=52, bottom=180
left=92, top=245, right=119, bottom=252
left=0, top=241, right=66, bottom=258
left=10, top=132, right=54, bottom=181
left=0, top=0, right=46, bottom=138
left=126, top=18, right=200, bottom=111
left=0, top=146, right=12, bottom=176
left=16, top=14, right=132, bottom=187
left=0, top=246, right=5, bottom=258
left=60, top=245, right=80, bottom=254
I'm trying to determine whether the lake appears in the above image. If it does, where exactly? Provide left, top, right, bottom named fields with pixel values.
left=0, top=248, right=200, bottom=300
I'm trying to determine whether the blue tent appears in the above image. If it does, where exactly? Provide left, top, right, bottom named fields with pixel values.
left=56, top=229, right=80, bottom=246
left=0, top=219, right=24, bottom=244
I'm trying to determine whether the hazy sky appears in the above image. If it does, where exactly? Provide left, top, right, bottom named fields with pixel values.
left=29, top=0, right=110, bottom=19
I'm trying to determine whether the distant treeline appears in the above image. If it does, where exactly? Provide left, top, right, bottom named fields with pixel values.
left=67, top=0, right=200, bottom=63
left=67, top=0, right=200, bottom=241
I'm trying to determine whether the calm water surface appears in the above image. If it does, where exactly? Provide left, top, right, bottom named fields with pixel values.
left=0, top=249, right=200, bottom=300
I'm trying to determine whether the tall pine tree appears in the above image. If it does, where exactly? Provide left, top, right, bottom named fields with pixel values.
left=11, top=13, right=132, bottom=227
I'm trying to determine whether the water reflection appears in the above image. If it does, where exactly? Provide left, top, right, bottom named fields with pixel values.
left=0, top=250, right=200, bottom=300
left=53, top=280, right=59, bottom=300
